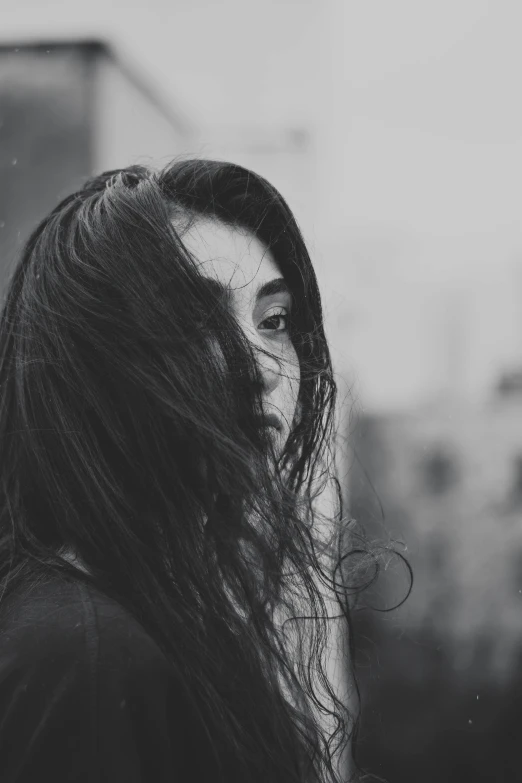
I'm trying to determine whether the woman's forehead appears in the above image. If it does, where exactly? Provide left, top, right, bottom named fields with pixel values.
left=179, top=218, right=281, bottom=296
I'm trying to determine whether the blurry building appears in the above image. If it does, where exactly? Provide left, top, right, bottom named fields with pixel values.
left=0, top=39, right=194, bottom=293
left=350, top=377, right=522, bottom=682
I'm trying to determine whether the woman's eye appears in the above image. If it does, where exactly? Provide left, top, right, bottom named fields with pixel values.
left=259, top=311, right=289, bottom=332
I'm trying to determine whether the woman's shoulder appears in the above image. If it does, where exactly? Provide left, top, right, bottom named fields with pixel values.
left=0, top=570, right=168, bottom=674
left=0, top=570, right=208, bottom=781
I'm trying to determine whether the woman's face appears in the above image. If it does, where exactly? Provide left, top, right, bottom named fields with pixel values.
left=180, top=218, right=301, bottom=454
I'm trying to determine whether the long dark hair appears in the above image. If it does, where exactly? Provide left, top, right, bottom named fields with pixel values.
left=0, top=159, right=376, bottom=782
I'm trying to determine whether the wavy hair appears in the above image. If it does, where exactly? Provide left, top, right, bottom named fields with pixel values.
left=0, top=159, right=381, bottom=782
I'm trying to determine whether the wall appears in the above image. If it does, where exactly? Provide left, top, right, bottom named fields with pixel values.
left=94, top=52, right=191, bottom=172
left=0, top=46, right=92, bottom=289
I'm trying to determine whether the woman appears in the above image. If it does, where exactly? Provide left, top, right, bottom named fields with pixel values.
left=0, top=159, right=367, bottom=782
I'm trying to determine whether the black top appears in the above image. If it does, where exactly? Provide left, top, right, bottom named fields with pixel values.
left=0, top=571, right=215, bottom=782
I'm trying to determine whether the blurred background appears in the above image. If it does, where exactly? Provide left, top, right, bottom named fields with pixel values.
left=1, top=1, right=521, bottom=780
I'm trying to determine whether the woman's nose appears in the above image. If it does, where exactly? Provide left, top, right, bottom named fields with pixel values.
left=254, top=348, right=282, bottom=395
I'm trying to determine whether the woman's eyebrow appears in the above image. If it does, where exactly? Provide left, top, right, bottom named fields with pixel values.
left=202, top=277, right=290, bottom=302
left=254, top=278, right=290, bottom=301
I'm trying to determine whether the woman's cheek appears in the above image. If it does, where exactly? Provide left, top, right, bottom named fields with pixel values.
left=287, top=347, right=301, bottom=426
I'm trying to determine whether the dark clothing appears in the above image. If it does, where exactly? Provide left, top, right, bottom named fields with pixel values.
left=0, top=571, right=213, bottom=782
